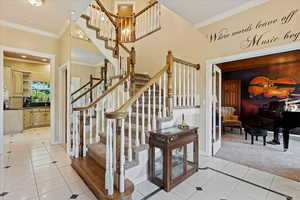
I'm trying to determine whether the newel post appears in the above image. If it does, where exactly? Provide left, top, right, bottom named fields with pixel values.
left=166, top=51, right=174, bottom=116
left=129, top=47, right=136, bottom=96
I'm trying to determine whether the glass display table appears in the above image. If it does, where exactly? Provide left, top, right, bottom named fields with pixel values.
left=149, top=126, right=199, bottom=192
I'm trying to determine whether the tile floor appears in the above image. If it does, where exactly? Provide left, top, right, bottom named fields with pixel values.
left=0, top=128, right=299, bottom=200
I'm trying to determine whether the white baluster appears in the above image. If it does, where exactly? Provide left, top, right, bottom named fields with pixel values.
left=141, top=93, right=145, bottom=145
left=152, top=83, right=157, bottom=130
left=96, top=103, right=100, bottom=143
left=178, top=65, right=182, bottom=107
left=117, top=85, right=120, bottom=108
left=148, top=7, right=151, bottom=32
left=89, top=108, right=93, bottom=144
left=143, top=13, right=146, bottom=36
left=158, top=77, right=162, bottom=118
left=72, top=112, right=77, bottom=157
left=119, top=118, right=125, bottom=193
left=148, top=87, right=152, bottom=131
left=128, top=106, right=132, bottom=162
left=183, top=66, right=186, bottom=107
left=101, top=100, right=105, bottom=133
left=83, top=111, right=87, bottom=156
left=191, top=68, right=195, bottom=106
left=174, top=63, right=177, bottom=107
left=150, top=5, right=153, bottom=31
left=187, top=67, right=190, bottom=107
left=158, top=3, right=161, bottom=27
left=135, top=99, right=140, bottom=147
left=75, top=112, right=80, bottom=158
left=105, top=119, right=114, bottom=195
left=163, top=72, right=167, bottom=117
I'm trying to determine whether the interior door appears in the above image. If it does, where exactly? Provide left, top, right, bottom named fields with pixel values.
left=212, top=65, right=222, bottom=155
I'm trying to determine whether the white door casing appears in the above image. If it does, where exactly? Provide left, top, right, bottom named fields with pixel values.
left=212, top=65, right=222, bottom=155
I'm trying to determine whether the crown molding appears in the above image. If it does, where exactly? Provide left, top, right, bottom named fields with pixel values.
left=4, top=56, right=50, bottom=65
left=71, top=61, right=100, bottom=67
left=195, top=0, right=270, bottom=28
left=0, top=20, right=59, bottom=39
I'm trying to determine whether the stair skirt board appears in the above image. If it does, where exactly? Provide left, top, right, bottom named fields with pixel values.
left=71, top=157, right=134, bottom=200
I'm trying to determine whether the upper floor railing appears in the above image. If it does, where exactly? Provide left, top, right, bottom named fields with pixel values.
left=83, top=0, right=161, bottom=45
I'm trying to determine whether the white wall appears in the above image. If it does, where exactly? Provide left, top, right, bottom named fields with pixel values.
left=0, top=47, right=4, bottom=154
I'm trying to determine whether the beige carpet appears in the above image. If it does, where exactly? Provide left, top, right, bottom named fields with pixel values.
left=216, top=131, right=300, bottom=182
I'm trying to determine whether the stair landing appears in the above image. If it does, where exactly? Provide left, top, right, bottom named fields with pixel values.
left=71, top=157, right=134, bottom=200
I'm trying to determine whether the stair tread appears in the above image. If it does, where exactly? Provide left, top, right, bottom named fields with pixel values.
left=71, top=156, right=134, bottom=200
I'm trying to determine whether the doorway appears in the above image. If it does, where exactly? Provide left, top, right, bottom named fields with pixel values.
left=0, top=46, right=57, bottom=153
left=206, top=46, right=300, bottom=182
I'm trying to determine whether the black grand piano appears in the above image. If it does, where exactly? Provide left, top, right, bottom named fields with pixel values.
left=258, top=98, right=300, bottom=151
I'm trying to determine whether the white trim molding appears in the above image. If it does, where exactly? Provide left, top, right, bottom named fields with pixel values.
left=195, top=0, right=270, bottom=28
left=0, top=20, right=59, bottom=39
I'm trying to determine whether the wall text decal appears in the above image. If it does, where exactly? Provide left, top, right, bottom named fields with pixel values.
left=208, top=9, right=300, bottom=49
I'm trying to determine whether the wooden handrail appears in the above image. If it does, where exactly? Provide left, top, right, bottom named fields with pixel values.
left=71, top=79, right=104, bottom=104
left=71, top=81, right=91, bottom=97
left=94, top=0, right=117, bottom=27
left=119, top=43, right=131, bottom=54
left=73, top=74, right=130, bottom=111
left=136, top=1, right=158, bottom=17
left=173, top=57, right=200, bottom=70
left=106, top=65, right=168, bottom=119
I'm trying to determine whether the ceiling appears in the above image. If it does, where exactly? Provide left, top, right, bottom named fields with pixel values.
left=71, top=48, right=105, bottom=67
left=4, top=51, right=50, bottom=64
left=160, top=0, right=268, bottom=27
left=0, top=0, right=72, bottom=36
left=218, top=50, right=300, bottom=72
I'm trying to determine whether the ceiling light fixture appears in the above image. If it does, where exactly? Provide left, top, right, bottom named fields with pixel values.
left=21, top=55, right=27, bottom=58
left=42, top=58, right=48, bottom=62
left=27, top=0, right=44, bottom=7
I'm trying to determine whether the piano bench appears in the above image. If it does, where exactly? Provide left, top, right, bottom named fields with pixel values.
left=244, top=125, right=268, bottom=146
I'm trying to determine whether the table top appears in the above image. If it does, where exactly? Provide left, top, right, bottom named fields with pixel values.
left=150, top=126, right=198, bottom=137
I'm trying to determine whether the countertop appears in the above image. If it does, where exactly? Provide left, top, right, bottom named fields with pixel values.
left=5, top=106, right=50, bottom=111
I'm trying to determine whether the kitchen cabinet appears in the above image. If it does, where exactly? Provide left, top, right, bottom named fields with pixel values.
left=24, top=108, right=50, bottom=130
left=23, top=109, right=33, bottom=129
left=11, top=70, right=24, bottom=97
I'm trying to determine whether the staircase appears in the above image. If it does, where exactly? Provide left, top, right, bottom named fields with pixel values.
left=69, top=1, right=201, bottom=200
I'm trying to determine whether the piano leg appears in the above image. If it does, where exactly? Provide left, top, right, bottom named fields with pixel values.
left=283, top=128, right=290, bottom=151
left=245, top=131, right=247, bottom=140
left=267, top=121, right=281, bottom=145
left=263, top=136, right=266, bottom=146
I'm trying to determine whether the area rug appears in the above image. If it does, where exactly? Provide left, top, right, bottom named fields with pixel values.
left=216, top=133, right=300, bottom=182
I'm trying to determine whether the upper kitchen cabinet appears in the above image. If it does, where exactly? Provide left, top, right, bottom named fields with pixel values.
left=11, top=70, right=24, bottom=97
left=4, top=66, right=12, bottom=91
